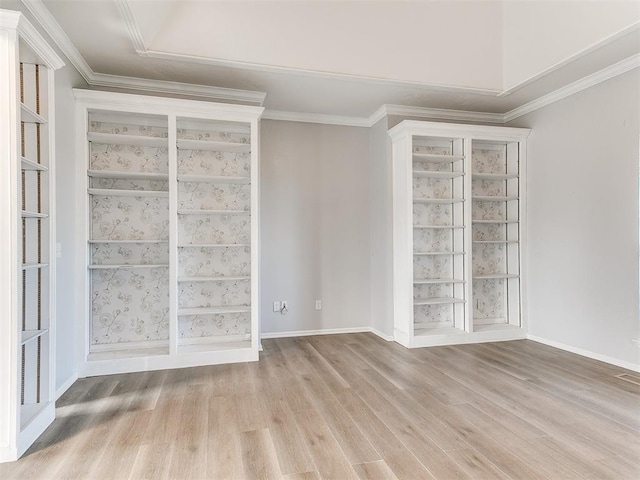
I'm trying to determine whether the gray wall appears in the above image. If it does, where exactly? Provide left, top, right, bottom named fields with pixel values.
left=508, top=69, right=640, bottom=367
left=260, top=120, right=372, bottom=335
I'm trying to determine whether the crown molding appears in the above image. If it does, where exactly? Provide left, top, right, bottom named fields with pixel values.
left=19, top=0, right=267, bottom=106
left=114, top=0, right=146, bottom=55
left=500, top=22, right=640, bottom=97
left=263, top=109, right=370, bottom=127
left=503, top=53, right=640, bottom=123
left=90, top=72, right=266, bottom=106
left=21, top=0, right=91, bottom=81
left=375, top=104, right=504, bottom=126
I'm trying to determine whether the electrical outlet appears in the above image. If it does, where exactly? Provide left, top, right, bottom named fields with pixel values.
left=315, top=300, right=322, bottom=310
left=273, top=301, right=281, bottom=312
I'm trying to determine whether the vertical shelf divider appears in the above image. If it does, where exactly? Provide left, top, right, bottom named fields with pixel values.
left=168, top=114, right=178, bottom=355
left=463, top=137, right=473, bottom=333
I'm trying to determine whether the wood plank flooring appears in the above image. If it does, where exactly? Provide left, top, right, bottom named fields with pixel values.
left=1, top=334, right=639, bottom=479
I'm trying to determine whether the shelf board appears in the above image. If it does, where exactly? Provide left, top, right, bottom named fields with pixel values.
left=473, top=273, right=519, bottom=279
left=472, top=220, right=517, bottom=224
left=472, top=240, right=519, bottom=244
left=473, top=173, right=518, bottom=180
left=88, top=188, right=169, bottom=197
left=412, top=153, right=464, bottom=163
left=21, top=210, right=48, bottom=218
left=414, top=297, right=465, bottom=305
left=21, top=103, right=47, bottom=124
left=413, top=225, right=464, bottom=229
left=178, top=276, right=250, bottom=282
left=177, top=306, right=251, bottom=315
left=413, top=198, right=464, bottom=204
left=88, top=264, right=169, bottom=269
left=414, top=325, right=466, bottom=336
left=89, top=239, right=168, bottom=244
left=21, top=157, right=48, bottom=171
left=472, top=196, right=518, bottom=202
left=88, top=131, right=167, bottom=148
left=474, top=317, right=508, bottom=326
left=21, top=329, right=48, bottom=345
left=413, top=278, right=465, bottom=284
left=88, top=170, right=168, bottom=180
left=178, top=243, right=250, bottom=248
left=474, top=323, right=522, bottom=333
left=21, top=263, right=49, bottom=270
left=178, top=209, right=250, bottom=215
left=177, top=339, right=252, bottom=354
left=177, top=139, right=251, bottom=152
left=88, top=345, right=169, bottom=361
left=178, top=174, right=250, bottom=184
left=413, top=171, right=463, bottom=179
left=414, top=251, right=465, bottom=256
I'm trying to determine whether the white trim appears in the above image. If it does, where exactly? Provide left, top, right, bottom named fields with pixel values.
left=263, top=109, right=370, bottom=128
left=500, top=22, right=640, bottom=96
left=21, top=0, right=91, bottom=80
left=379, top=104, right=504, bottom=125
left=260, top=327, right=372, bottom=339
left=55, top=373, right=78, bottom=400
left=369, top=327, right=394, bottom=342
left=504, top=54, right=640, bottom=122
left=114, top=0, right=146, bottom=55
left=527, top=334, right=640, bottom=373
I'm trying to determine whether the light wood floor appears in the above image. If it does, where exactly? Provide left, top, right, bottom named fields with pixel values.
left=1, top=334, right=639, bottom=479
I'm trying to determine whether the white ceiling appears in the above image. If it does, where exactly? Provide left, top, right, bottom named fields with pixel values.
left=27, top=0, right=640, bottom=117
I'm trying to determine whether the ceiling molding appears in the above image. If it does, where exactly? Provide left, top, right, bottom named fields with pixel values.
left=114, top=0, right=147, bottom=55
left=21, top=0, right=93, bottom=82
left=262, top=110, right=370, bottom=128
left=378, top=105, right=504, bottom=125
left=503, top=53, right=640, bottom=123
left=90, top=72, right=266, bottom=106
left=500, top=22, right=640, bottom=97
left=19, top=0, right=267, bottom=106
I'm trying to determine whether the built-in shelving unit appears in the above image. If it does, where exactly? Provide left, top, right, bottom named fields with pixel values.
left=0, top=10, right=64, bottom=463
left=75, top=89, right=263, bottom=377
left=389, top=120, right=529, bottom=348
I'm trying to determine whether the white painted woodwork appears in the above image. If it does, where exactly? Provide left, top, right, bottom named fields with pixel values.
left=0, top=9, right=63, bottom=463
left=389, top=120, right=529, bottom=348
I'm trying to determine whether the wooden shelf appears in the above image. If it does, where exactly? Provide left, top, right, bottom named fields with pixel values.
left=413, top=198, right=464, bottom=204
left=177, top=306, right=251, bottom=316
left=88, top=170, right=168, bottom=180
left=413, top=278, right=465, bottom=284
left=414, top=251, right=465, bottom=256
left=88, top=131, right=167, bottom=148
left=178, top=174, right=250, bottom=184
left=21, top=211, right=48, bottom=218
left=88, top=239, right=168, bottom=244
left=88, top=264, right=169, bottom=269
left=413, top=171, right=463, bottom=179
left=20, top=103, right=47, bottom=124
left=178, top=276, right=250, bottom=282
left=177, top=139, right=250, bottom=152
left=88, top=188, right=169, bottom=197
left=178, top=209, right=250, bottom=215
left=21, top=263, right=49, bottom=270
left=414, top=297, right=465, bottom=305
left=178, top=243, right=250, bottom=248
left=412, top=153, right=464, bottom=163
left=473, top=273, right=519, bottom=279
left=413, top=225, right=464, bottom=229
left=472, top=196, right=518, bottom=202
left=473, top=173, right=518, bottom=180
left=21, top=157, right=48, bottom=171
left=21, top=329, right=48, bottom=345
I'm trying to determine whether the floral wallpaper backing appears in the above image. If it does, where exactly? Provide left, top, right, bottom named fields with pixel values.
left=413, top=228, right=453, bottom=253
left=92, top=195, right=169, bottom=241
left=472, top=244, right=505, bottom=276
left=413, top=203, right=454, bottom=226
left=91, top=267, right=169, bottom=345
left=472, top=148, right=506, bottom=174
left=178, top=213, right=250, bottom=245
left=91, top=243, right=169, bottom=266
left=178, top=182, right=250, bottom=211
left=414, top=304, right=453, bottom=327
left=473, top=279, right=506, bottom=323
left=178, top=279, right=250, bottom=309
left=414, top=255, right=452, bottom=281
left=178, top=150, right=250, bottom=177
left=178, top=246, right=250, bottom=278
left=179, top=312, right=250, bottom=339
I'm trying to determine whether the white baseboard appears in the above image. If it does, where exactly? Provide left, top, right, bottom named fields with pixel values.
left=55, top=373, right=79, bottom=400
left=260, top=326, right=394, bottom=342
left=527, top=334, right=640, bottom=373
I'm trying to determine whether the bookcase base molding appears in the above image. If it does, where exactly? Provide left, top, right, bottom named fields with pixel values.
left=389, top=120, right=530, bottom=349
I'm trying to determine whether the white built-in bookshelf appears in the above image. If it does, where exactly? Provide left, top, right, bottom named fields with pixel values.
left=0, top=10, right=64, bottom=462
left=75, top=90, right=263, bottom=376
left=389, top=120, right=529, bottom=347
